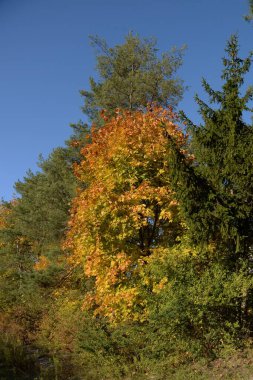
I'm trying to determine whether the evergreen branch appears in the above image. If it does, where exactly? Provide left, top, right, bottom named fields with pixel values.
left=244, top=0, right=253, bottom=21
left=242, top=86, right=253, bottom=108
left=178, top=110, right=197, bottom=132
left=194, top=95, right=215, bottom=118
left=201, top=78, right=223, bottom=103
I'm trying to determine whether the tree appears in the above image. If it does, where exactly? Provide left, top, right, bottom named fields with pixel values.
left=0, top=201, right=45, bottom=346
left=175, top=35, right=253, bottom=253
left=64, top=107, right=187, bottom=322
left=165, top=35, right=253, bottom=332
left=245, top=0, right=253, bottom=22
left=81, top=34, right=185, bottom=123
left=14, top=148, right=76, bottom=252
left=12, top=121, right=90, bottom=257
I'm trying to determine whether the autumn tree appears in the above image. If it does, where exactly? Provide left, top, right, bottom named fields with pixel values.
left=81, top=34, right=185, bottom=123
left=64, top=107, right=187, bottom=322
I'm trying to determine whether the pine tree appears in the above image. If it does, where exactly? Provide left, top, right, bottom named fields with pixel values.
left=81, top=34, right=185, bottom=123
left=12, top=123, right=90, bottom=256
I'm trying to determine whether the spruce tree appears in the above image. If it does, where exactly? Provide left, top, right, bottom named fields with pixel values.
left=163, top=35, right=253, bottom=335
left=170, top=35, right=253, bottom=259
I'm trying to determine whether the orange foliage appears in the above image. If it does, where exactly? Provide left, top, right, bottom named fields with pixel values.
left=0, top=203, right=13, bottom=248
left=0, top=203, right=12, bottom=230
left=64, top=107, right=187, bottom=322
left=0, top=200, right=21, bottom=231
left=34, top=255, right=50, bottom=271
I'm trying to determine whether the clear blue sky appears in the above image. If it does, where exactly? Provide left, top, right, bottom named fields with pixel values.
left=1, top=0, right=252, bottom=200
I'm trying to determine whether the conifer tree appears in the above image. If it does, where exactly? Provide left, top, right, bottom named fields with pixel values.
left=169, top=35, right=253, bottom=259
left=12, top=123, right=90, bottom=255
left=81, top=34, right=185, bottom=123
left=245, top=0, right=253, bottom=22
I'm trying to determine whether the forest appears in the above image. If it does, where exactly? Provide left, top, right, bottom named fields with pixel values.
left=1, top=3, right=253, bottom=380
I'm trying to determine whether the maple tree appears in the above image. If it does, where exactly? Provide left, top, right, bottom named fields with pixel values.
left=64, top=107, right=188, bottom=322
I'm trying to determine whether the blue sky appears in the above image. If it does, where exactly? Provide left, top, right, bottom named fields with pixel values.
left=1, top=0, right=252, bottom=200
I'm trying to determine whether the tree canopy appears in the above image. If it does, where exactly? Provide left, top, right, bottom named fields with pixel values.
left=64, top=106, right=187, bottom=322
left=81, top=34, right=185, bottom=123
left=2, top=32, right=253, bottom=379
left=170, top=35, right=253, bottom=255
